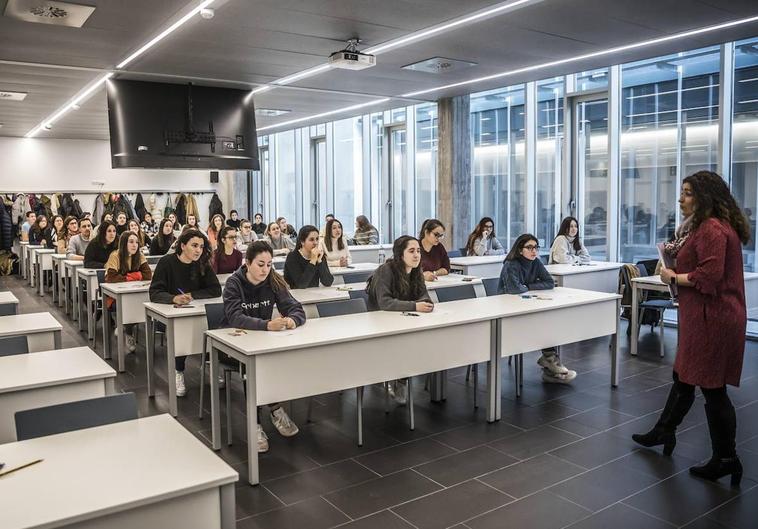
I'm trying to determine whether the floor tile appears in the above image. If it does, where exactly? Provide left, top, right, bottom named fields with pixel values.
left=548, top=431, right=639, bottom=469
left=332, top=510, right=415, bottom=529
left=355, top=438, right=456, bottom=476
left=488, top=425, right=582, bottom=460
left=478, top=453, right=585, bottom=499
left=414, top=445, right=518, bottom=486
left=465, top=490, right=590, bottom=529
left=237, top=497, right=349, bottom=529
left=562, top=503, right=675, bottom=529
left=264, top=459, right=378, bottom=505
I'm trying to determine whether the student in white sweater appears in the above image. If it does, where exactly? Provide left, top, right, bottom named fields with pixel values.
left=464, top=217, right=505, bottom=256
left=549, top=216, right=591, bottom=264
left=319, top=218, right=352, bottom=267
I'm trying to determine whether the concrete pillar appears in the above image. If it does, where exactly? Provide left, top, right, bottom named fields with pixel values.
left=437, top=95, right=471, bottom=250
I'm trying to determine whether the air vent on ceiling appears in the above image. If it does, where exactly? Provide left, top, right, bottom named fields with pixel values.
left=0, top=90, right=28, bottom=101
left=402, top=57, right=477, bottom=74
left=4, top=0, right=95, bottom=28
left=255, top=108, right=291, bottom=117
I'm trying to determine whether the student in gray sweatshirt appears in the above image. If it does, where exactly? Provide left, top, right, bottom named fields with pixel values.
left=549, top=216, right=591, bottom=264
left=66, top=217, right=93, bottom=260
left=498, top=233, right=577, bottom=384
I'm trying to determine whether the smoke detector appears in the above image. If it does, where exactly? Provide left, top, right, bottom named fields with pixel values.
left=0, top=90, right=28, bottom=101
left=4, top=1, right=96, bottom=28
left=402, top=57, right=477, bottom=74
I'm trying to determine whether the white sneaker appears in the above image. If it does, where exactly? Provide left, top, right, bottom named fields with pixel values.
left=537, top=353, right=569, bottom=375
left=388, top=380, right=408, bottom=405
left=542, top=369, right=577, bottom=384
left=257, top=424, right=269, bottom=453
left=175, top=371, right=187, bottom=397
left=270, top=407, right=299, bottom=437
left=125, top=333, right=136, bottom=353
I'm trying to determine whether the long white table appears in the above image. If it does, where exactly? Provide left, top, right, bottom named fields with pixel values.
left=23, top=244, right=43, bottom=283
left=76, top=267, right=102, bottom=341
left=0, top=312, right=62, bottom=352
left=0, top=346, right=116, bottom=443
left=63, top=259, right=83, bottom=318
left=31, top=247, right=55, bottom=296
left=0, top=291, right=19, bottom=315
left=19, top=241, right=29, bottom=280
left=346, top=243, right=393, bottom=264
left=328, top=262, right=379, bottom=285
left=449, top=255, right=504, bottom=278
left=0, top=414, right=238, bottom=529
left=545, top=261, right=624, bottom=293
left=206, top=287, right=620, bottom=485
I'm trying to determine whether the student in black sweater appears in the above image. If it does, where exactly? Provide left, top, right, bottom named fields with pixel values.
left=283, top=225, right=334, bottom=289
left=149, top=219, right=176, bottom=256
left=83, top=220, right=118, bottom=268
left=222, top=241, right=307, bottom=452
left=149, top=229, right=221, bottom=397
left=498, top=233, right=576, bottom=384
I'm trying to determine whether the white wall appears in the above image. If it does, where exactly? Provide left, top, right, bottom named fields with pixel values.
left=0, top=136, right=237, bottom=223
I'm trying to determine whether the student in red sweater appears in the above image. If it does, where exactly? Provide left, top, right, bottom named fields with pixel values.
left=211, top=226, right=243, bottom=274
left=418, top=218, right=450, bottom=281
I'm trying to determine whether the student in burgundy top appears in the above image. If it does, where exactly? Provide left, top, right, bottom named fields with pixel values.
left=418, top=218, right=450, bottom=281
left=211, top=226, right=243, bottom=274
left=633, top=171, right=750, bottom=486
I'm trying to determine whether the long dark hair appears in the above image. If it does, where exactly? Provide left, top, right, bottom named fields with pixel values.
left=116, top=231, right=141, bottom=275
left=176, top=229, right=213, bottom=277
left=245, top=241, right=290, bottom=292
left=30, top=214, right=49, bottom=238
left=355, top=215, right=376, bottom=233
left=207, top=214, right=224, bottom=237
left=213, top=226, right=237, bottom=263
left=684, top=170, right=751, bottom=244
left=386, top=235, right=426, bottom=301
left=554, top=216, right=582, bottom=252
left=465, top=217, right=496, bottom=255
left=96, top=220, right=118, bottom=249
left=50, top=215, right=64, bottom=239
left=505, top=233, right=539, bottom=261
left=295, top=225, right=319, bottom=251
left=418, top=218, right=445, bottom=241
left=127, top=219, right=147, bottom=247
left=155, top=218, right=176, bottom=249
left=324, top=218, right=345, bottom=252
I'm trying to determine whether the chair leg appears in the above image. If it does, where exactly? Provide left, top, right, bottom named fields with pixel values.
left=473, top=363, right=478, bottom=409
left=508, top=356, right=512, bottom=366
left=356, top=387, right=364, bottom=447
left=306, top=398, right=313, bottom=423
left=198, top=337, right=207, bottom=419
left=407, top=378, right=415, bottom=431
left=384, top=381, right=390, bottom=414
left=659, top=310, right=665, bottom=358
left=225, top=370, right=233, bottom=446
left=465, top=365, right=471, bottom=382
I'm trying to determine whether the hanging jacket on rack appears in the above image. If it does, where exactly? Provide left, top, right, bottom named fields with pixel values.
left=209, top=192, right=224, bottom=220
left=185, top=194, right=200, bottom=224
left=122, top=194, right=137, bottom=220
left=134, top=193, right=147, bottom=222
left=92, top=194, right=105, bottom=223
left=36, top=194, right=52, bottom=218
left=0, top=198, right=13, bottom=251
left=163, top=194, right=174, bottom=218
left=11, top=193, right=31, bottom=230
left=50, top=193, right=61, bottom=216
left=175, top=193, right=187, bottom=224
left=148, top=193, right=162, bottom=220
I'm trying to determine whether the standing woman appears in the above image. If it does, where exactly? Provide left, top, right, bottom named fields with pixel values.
left=84, top=220, right=118, bottom=269
left=349, top=215, right=380, bottom=245
left=632, top=171, right=749, bottom=485
left=149, top=219, right=176, bottom=256
left=29, top=215, right=51, bottom=247
left=465, top=217, right=504, bottom=256
left=320, top=218, right=352, bottom=267
left=57, top=216, right=79, bottom=254
left=284, top=225, right=334, bottom=289
left=206, top=213, right=225, bottom=251
left=149, top=229, right=221, bottom=397
left=211, top=226, right=243, bottom=274
left=251, top=213, right=267, bottom=236
left=418, top=219, right=450, bottom=281
left=549, top=216, right=590, bottom=264
left=263, top=222, right=295, bottom=255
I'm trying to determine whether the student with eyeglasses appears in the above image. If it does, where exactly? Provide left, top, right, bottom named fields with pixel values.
left=465, top=217, right=505, bottom=256
left=549, top=216, right=590, bottom=264
left=498, top=234, right=577, bottom=384
left=418, top=219, right=450, bottom=281
left=235, top=219, right=258, bottom=248
left=211, top=226, right=243, bottom=274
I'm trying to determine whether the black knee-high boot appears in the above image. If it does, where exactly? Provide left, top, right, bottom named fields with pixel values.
left=690, top=399, right=742, bottom=485
left=632, top=376, right=695, bottom=455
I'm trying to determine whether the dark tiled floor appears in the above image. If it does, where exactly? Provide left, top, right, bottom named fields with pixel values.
left=5, top=273, right=758, bottom=529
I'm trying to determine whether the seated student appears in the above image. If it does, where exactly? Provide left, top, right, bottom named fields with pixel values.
left=549, top=216, right=591, bottom=265
left=348, top=215, right=379, bottom=245
left=235, top=219, right=258, bottom=248
left=283, top=225, right=334, bottom=289
left=20, top=211, right=36, bottom=242
left=114, top=212, right=129, bottom=238
left=251, top=213, right=266, bottom=236
left=498, top=233, right=577, bottom=384
left=29, top=215, right=51, bottom=247
left=418, top=218, right=450, bottom=281
left=277, top=216, right=297, bottom=238
left=83, top=220, right=118, bottom=269
left=185, top=214, right=200, bottom=231
left=57, top=216, right=79, bottom=254
left=167, top=212, right=180, bottom=236
left=207, top=213, right=225, bottom=251
left=222, top=241, right=306, bottom=452
left=149, top=229, right=221, bottom=397
left=149, top=219, right=176, bottom=256
left=367, top=235, right=434, bottom=403
left=318, top=213, right=335, bottom=238
left=263, top=221, right=295, bottom=255
left=49, top=215, right=64, bottom=250
left=127, top=219, right=150, bottom=250
left=211, top=226, right=243, bottom=274
left=92, top=212, right=113, bottom=238
left=140, top=212, right=158, bottom=239
left=319, top=218, right=352, bottom=267
left=105, top=231, right=153, bottom=352
left=226, top=210, right=241, bottom=230
left=465, top=217, right=505, bottom=256
left=67, top=216, right=93, bottom=260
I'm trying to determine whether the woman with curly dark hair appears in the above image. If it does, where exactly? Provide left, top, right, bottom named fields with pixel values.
left=632, top=170, right=750, bottom=486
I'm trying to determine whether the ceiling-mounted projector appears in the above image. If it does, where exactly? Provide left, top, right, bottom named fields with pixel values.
left=328, top=38, right=376, bottom=70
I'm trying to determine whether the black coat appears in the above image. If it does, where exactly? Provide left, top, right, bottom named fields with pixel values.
left=209, top=193, right=223, bottom=220
left=175, top=194, right=187, bottom=225
left=134, top=193, right=147, bottom=222
left=0, top=202, right=12, bottom=251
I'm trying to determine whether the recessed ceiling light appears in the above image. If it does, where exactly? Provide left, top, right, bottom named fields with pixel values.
left=43, top=123, right=52, bottom=130
left=0, top=90, right=28, bottom=101
left=256, top=98, right=390, bottom=132
left=255, top=108, right=291, bottom=117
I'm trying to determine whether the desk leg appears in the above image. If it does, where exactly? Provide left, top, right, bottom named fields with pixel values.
left=105, top=377, right=116, bottom=394
left=167, top=319, right=178, bottom=417
left=210, top=342, right=221, bottom=450
left=88, top=288, right=96, bottom=342
left=115, top=297, right=125, bottom=372
left=611, top=298, right=620, bottom=387
left=487, top=319, right=502, bottom=422
left=64, top=276, right=71, bottom=314
left=77, top=278, right=85, bottom=331
left=245, top=356, right=259, bottom=486
left=631, top=282, right=639, bottom=356
left=103, top=296, right=112, bottom=360
left=430, top=371, right=447, bottom=402
left=52, top=263, right=58, bottom=303
left=146, top=314, right=155, bottom=397
left=53, top=330, right=61, bottom=349
left=220, top=483, right=236, bottom=529
left=30, top=259, right=35, bottom=288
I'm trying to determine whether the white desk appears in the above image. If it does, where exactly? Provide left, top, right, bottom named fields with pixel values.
left=51, top=253, right=68, bottom=306
left=545, top=261, right=624, bottom=293
left=0, top=312, right=62, bottom=352
left=328, top=262, right=379, bottom=285
left=19, top=241, right=29, bottom=280
left=23, top=244, right=43, bottom=283
left=77, top=268, right=102, bottom=341
left=0, top=414, right=238, bottom=529
left=30, top=247, right=55, bottom=294
left=63, top=259, right=83, bottom=318
left=206, top=287, right=620, bottom=485
left=346, top=244, right=393, bottom=264
left=0, top=346, right=116, bottom=443
left=449, top=255, right=504, bottom=278
left=0, top=291, right=19, bottom=315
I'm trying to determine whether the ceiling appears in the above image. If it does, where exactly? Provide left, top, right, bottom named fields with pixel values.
left=1, top=0, right=757, bottom=139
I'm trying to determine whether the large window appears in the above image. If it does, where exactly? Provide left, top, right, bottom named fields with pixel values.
left=536, top=78, right=564, bottom=250
left=415, top=104, right=437, bottom=232
left=332, top=117, right=364, bottom=225
left=471, top=85, right=526, bottom=247
left=273, top=130, right=297, bottom=224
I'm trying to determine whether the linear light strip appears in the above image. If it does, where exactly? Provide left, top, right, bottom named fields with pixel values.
left=256, top=98, right=390, bottom=132
left=400, top=14, right=758, bottom=98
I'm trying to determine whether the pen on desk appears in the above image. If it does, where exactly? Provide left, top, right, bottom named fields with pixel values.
left=177, top=288, right=185, bottom=295
left=0, top=458, right=43, bottom=478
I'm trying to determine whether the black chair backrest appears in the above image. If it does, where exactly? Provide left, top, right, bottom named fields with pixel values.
left=273, top=260, right=285, bottom=270
left=0, top=336, right=29, bottom=357
left=15, top=392, right=138, bottom=441
left=343, top=270, right=373, bottom=284
left=458, top=247, right=468, bottom=256
left=96, top=269, right=106, bottom=285
left=435, top=284, right=477, bottom=302
left=205, top=303, right=227, bottom=330
left=636, top=263, right=649, bottom=278
left=447, top=249, right=462, bottom=258
left=482, top=277, right=500, bottom=297
left=0, top=304, right=16, bottom=316
left=316, top=298, right=367, bottom=318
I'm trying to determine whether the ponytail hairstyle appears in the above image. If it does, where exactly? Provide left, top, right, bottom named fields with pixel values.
left=245, top=241, right=290, bottom=292
left=418, top=218, right=445, bottom=241
left=554, top=216, right=582, bottom=253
